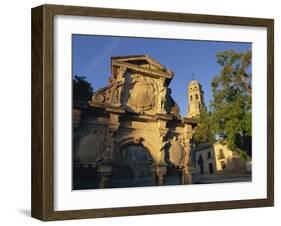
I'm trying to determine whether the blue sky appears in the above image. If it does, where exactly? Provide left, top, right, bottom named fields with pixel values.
left=72, top=34, right=251, bottom=116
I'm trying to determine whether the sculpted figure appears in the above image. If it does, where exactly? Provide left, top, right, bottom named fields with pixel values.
left=116, top=67, right=126, bottom=81
left=113, top=84, right=123, bottom=106
left=159, top=87, right=168, bottom=113
left=179, top=137, right=191, bottom=168
left=112, top=67, right=126, bottom=106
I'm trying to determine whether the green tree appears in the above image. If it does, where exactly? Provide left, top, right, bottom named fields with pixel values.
left=73, top=75, right=93, bottom=102
left=210, top=50, right=252, bottom=159
left=192, top=109, right=215, bottom=146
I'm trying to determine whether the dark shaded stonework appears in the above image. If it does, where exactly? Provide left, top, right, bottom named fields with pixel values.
left=73, top=55, right=196, bottom=189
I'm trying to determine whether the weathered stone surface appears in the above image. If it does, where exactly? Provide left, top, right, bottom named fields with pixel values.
left=168, top=137, right=185, bottom=167
left=187, top=80, right=206, bottom=118
left=74, top=55, right=196, bottom=188
left=76, top=128, right=106, bottom=162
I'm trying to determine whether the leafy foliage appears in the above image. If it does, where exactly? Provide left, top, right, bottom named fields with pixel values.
left=192, top=109, right=215, bottom=146
left=211, top=50, right=252, bottom=158
left=73, top=75, right=93, bottom=102
left=193, top=50, right=252, bottom=159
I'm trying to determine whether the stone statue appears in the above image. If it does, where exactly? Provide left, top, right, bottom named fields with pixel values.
left=159, top=87, right=168, bottom=113
left=113, top=84, right=123, bottom=106
left=116, top=67, right=126, bottom=80
left=179, top=137, right=192, bottom=168
left=111, top=67, right=126, bottom=106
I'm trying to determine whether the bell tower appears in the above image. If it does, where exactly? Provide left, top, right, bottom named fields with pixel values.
left=187, top=79, right=205, bottom=118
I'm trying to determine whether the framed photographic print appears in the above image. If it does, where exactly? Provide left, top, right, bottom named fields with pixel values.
left=31, top=4, right=274, bottom=221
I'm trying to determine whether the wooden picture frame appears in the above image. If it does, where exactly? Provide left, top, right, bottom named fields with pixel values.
left=31, top=4, right=274, bottom=221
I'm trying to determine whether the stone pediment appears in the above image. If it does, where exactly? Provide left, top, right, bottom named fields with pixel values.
left=112, top=55, right=165, bottom=69
left=89, top=55, right=180, bottom=118
left=111, top=55, right=174, bottom=82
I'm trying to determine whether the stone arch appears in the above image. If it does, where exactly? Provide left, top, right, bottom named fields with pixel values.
left=111, top=136, right=156, bottom=187
left=115, top=136, right=157, bottom=164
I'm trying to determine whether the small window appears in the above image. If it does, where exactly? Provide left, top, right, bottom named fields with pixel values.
left=190, top=95, right=193, bottom=101
left=221, top=161, right=226, bottom=169
left=195, top=94, right=199, bottom=99
left=207, top=151, right=211, bottom=158
left=218, top=149, right=225, bottom=160
left=198, top=154, right=204, bottom=165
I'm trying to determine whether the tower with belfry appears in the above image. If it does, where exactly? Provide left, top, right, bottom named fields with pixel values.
left=187, top=79, right=205, bottom=118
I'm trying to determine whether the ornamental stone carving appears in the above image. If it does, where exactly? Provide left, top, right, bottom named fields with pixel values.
left=127, top=74, right=156, bottom=113
left=158, top=87, right=168, bottom=113
left=168, top=137, right=185, bottom=167
left=74, top=54, right=197, bottom=188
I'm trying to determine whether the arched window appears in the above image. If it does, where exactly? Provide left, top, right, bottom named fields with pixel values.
left=190, top=95, right=193, bottom=101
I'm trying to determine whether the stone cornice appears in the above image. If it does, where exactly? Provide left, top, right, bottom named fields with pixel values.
left=112, top=60, right=173, bottom=80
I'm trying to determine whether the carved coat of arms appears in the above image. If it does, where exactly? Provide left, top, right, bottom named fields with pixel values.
left=127, top=75, right=156, bottom=113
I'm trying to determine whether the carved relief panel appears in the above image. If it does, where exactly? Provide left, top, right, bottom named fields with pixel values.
left=76, top=128, right=106, bottom=163
left=90, top=67, right=127, bottom=107
left=126, top=73, right=157, bottom=114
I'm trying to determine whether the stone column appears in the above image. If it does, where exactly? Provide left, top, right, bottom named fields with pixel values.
left=181, top=166, right=192, bottom=184
left=156, top=164, right=167, bottom=186
left=180, top=136, right=193, bottom=185
left=98, top=164, right=112, bottom=188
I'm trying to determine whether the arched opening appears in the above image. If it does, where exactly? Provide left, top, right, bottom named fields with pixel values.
left=111, top=144, right=155, bottom=188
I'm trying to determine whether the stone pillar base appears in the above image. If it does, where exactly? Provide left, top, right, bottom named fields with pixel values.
left=181, top=166, right=192, bottom=184
left=98, top=164, right=112, bottom=188
left=156, top=164, right=167, bottom=186
left=182, top=173, right=192, bottom=184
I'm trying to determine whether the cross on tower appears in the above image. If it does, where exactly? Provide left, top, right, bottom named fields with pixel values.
left=191, top=73, right=195, bottom=81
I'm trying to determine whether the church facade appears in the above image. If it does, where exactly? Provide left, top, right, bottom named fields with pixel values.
left=73, top=55, right=196, bottom=189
